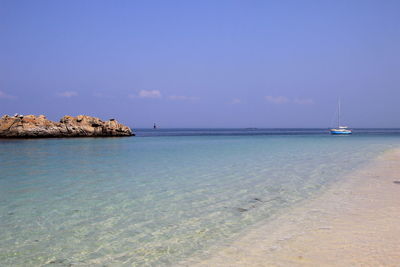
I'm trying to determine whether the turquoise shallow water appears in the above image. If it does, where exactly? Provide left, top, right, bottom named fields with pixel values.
left=1, top=131, right=400, bottom=266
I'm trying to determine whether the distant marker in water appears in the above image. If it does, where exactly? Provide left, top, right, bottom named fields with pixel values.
left=153, top=123, right=157, bottom=129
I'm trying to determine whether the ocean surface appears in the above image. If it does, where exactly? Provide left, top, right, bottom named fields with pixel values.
left=1, top=129, right=400, bottom=266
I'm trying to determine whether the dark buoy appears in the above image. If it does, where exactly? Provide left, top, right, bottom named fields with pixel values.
left=153, top=123, right=157, bottom=129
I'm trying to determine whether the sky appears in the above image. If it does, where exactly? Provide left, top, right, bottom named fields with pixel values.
left=1, top=0, right=400, bottom=128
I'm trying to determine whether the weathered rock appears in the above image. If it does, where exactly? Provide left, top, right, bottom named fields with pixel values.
left=0, top=114, right=134, bottom=138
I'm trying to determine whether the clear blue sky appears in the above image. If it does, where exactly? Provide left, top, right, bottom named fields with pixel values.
left=1, top=0, right=399, bottom=128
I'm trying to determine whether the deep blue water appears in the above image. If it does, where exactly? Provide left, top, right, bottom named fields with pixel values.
left=1, top=129, right=400, bottom=266
left=134, top=128, right=400, bottom=137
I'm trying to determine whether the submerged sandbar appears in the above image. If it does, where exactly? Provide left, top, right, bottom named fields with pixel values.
left=185, top=148, right=400, bottom=266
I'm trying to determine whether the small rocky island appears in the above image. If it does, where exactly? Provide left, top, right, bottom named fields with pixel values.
left=0, top=114, right=134, bottom=138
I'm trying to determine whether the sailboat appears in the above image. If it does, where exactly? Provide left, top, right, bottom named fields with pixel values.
left=330, top=99, right=352, bottom=135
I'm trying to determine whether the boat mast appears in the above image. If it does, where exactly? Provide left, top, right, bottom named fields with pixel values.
left=338, top=98, right=341, bottom=127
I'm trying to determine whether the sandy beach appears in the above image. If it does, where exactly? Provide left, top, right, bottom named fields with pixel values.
left=185, top=148, right=400, bottom=267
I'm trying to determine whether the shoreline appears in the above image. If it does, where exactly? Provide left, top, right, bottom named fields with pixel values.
left=183, top=148, right=400, bottom=266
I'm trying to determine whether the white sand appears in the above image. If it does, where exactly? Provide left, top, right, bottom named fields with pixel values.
left=184, top=148, right=400, bottom=267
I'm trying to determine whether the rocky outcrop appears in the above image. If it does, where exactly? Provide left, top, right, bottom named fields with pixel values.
left=0, top=114, right=134, bottom=138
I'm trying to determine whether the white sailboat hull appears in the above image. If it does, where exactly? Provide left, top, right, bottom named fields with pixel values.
left=330, top=128, right=352, bottom=135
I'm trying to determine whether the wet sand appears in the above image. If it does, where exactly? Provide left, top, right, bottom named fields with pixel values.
left=185, top=148, right=400, bottom=266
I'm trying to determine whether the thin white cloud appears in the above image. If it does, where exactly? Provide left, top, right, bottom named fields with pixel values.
left=168, top=95, right=199, bottom=101
left=58, top=91, right=78, bottom=98
left=265, top=95, right=289, bottom=104
left=140, top=90, right=161, bottom=98
left=231, top=98, right=241, bottom=104
left=265, top=95, right=314, bottom=105
left=130, top=90, right=162, bottom=99
left=294, top=98, right=314, bottom=105
left=0, top=90, right=15, bottom=99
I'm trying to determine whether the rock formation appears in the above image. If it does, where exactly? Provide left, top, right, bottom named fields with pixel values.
left=0, top=114, right=134, bottom=138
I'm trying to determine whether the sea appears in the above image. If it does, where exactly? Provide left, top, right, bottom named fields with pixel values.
left=1, top=128, right=400, bottom=266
